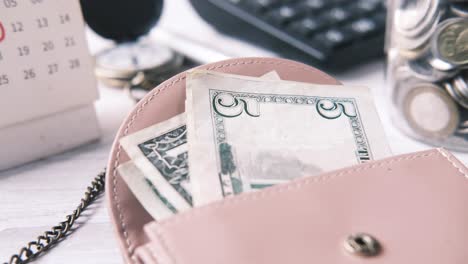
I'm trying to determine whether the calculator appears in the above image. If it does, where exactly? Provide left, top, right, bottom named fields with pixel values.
left=190, top=0, right=387, bottom=71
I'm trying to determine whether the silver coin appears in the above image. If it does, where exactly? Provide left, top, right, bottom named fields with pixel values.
left=395, top=0, right=441, bottom=39
left=395, top=0, right=436, bottom=33
left=444, top=80, right=468, bottom=108
left=407, top=55, right=459, bottom=81
left=402, top=82, right=460, bottom=138
left=444, top=74, right=468, bottom=108
left=431, top=17, right=468, bottom=67
left=453, top=73, right=468, bottom=97
left=398, top=40, right=431, bottom=59
left=428, top=54, right=459, bottom=71
left=450, top=3, right=468, bottom=18
left=395, top=9, right=442, bottom=52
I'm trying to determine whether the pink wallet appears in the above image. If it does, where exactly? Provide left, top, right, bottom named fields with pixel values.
left=106, top=57, right=468, bottom=263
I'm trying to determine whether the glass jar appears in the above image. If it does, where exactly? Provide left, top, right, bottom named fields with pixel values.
left=386, top=0, right=468, bottom=151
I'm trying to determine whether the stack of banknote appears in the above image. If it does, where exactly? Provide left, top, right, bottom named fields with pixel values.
left=117, top=70, right=391, bottom=220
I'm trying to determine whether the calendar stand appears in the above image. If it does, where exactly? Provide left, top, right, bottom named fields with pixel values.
left=0, top=0, right=100, bottom=170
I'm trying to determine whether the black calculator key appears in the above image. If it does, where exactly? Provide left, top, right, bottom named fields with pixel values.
left=296, top=0, right=327, bottom=12
left=266, top=5, right=304, bottom=25
left=350, top=0, right=382, bottom=14
left=245, top=0, right=281, bottom=13
left=312, top=28, right=353, bottom=51
left=348, top=18, right=378, bottom=35
left=322, top=7, right=351, bottom=23
left=288, top=17, right=325, bottom=36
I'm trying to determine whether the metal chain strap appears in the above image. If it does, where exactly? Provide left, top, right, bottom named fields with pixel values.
left=5, top=170, right=106, bottom=264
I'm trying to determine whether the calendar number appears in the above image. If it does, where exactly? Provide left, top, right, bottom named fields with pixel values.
left=11, top=22, right=23, bottom=33
left=17, top=46, right=30, bottom=56
left=47, top=63, right=58, bottom=75
left=36, top=17, right=48, bottom=28
left=30, top=0, right=43, bottom=4
left=60, top=14, right=71, bottom=24
left=69, top=59, right=80, bottom=69
left=64, top=36, right=76, bottom=47
left=42, top=41, right=54, bottom=52
left=23, top=69, right=36, bottom=80
left=0, top=74, right=9, bottom=85
left=3, top=0, right=17, bottom=8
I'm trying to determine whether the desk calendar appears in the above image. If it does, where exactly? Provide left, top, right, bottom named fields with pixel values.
left=0, top=0, right=100, bottom=170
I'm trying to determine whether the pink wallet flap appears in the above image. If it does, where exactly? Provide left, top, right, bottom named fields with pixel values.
left=137, top=148, right=468, bottom=264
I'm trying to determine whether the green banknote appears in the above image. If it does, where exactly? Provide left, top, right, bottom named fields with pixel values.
left=186, top=71, right=391, bottom=206
left=119, top=114, right=192, bottom=217
left=117, top=72, right=281, bottom=217
left=118, top=161, right=179, bottom=220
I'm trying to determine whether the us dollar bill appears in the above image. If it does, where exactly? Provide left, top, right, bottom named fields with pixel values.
left=119, top=114, right=192, bottom=214
left=186, top=70, right=392, bottom=205
left=117, top=71, right=282, bottom=218
left=118, top=161, right=178, bottom=220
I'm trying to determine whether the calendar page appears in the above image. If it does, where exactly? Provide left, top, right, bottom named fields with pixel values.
left=0, top=0, right=98, bottom=128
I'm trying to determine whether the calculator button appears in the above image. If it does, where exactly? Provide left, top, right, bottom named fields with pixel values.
left=288, top=17, right=325, bottom=36
left=266, top=5, right=304, bottom=25
left=349, top=18, right=377, bottom=35
left=350, top=0, right=382, bottom=14
left=297, top=0, right=327, bottom=12
left=322, top=7, right=351, bottom=23
left=325, top=30, right=346, bottom=42
left=245, top=0, right=280, bottom=13
left=312, top=28, right=353, bottom=51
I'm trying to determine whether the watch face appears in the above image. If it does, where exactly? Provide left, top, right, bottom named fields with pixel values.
left=95, top=42, right=179, bottom=79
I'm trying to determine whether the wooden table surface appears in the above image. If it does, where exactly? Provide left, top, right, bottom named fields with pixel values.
left=1, top=1, right=468, bottom=263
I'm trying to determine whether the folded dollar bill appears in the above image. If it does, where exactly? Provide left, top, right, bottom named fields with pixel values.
left=186, top=70, right=391, bottom=205
left=118, top=161, right=178, bottom=220
left=117, top=72, right=282, bottom=217
left=119, top=114, right=192, bottom=217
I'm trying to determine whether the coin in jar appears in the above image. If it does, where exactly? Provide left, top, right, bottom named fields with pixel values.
left=450, top=2, right=468, bottom=18
left=394, top=0, right=438, bottom=35
left=408, top=55, right=459, bottom=82
left=433, top=17, right=468, bottom=67
left=402, top=82, right=460, bottom=139
left=444, top=74, right=468, bottom=108
left=394, top=6, right=441, bottom=53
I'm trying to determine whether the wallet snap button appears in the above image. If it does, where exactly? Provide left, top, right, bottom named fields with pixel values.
left=344, top=233, right=381, bottom=257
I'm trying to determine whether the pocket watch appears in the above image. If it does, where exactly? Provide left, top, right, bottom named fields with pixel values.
left=80, top=0, right=185, bottom=100
left=95, top=41, right=184, bottom=99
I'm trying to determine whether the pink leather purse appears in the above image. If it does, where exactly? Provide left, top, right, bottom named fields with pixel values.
left=106, top=57, right=468, bottom=263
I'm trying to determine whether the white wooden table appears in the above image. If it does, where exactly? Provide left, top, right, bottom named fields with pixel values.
left=1, top=1, right=467, bottom=263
